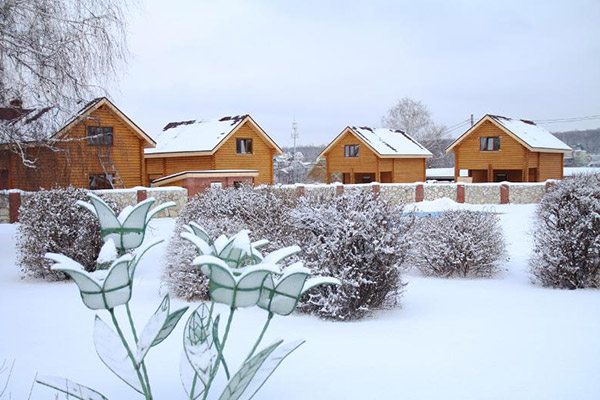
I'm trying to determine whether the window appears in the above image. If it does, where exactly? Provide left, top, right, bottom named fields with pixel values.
left=233, top=181, right=242, bottom=189
left=345, top=144, right=359, bottom=157
left=87, top=126, right=114, bottom=146
left=480, top=136, right=500, bottom=151
left=236, top=138, right=253, bottom=154
left=89, top=173, right=114, bottom=190
left=210, top=182, right=223, bottom=189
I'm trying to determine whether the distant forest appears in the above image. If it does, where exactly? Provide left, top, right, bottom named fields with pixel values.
left=552, top=128, right=600, bottom=153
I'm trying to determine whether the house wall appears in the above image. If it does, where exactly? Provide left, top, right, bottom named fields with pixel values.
left=538, top=153, right=563, bottom=181
left=145, top=155, right=213, bottom=183
left=325, top=130, right=426, bottom=183
left=213, top=121, right=274, bottom=185
left=2, top=104, right=145, bottom=190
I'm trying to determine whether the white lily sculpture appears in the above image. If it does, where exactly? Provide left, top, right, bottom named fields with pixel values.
left=77, top=192, right=175, bottom=251
left=45, top=239, right=162, bottom=310
left=258, top=262, right=341, bottom=316
left=182, top=223, right=269, bottom=268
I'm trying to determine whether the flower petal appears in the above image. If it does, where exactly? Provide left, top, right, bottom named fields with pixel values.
left=301, top=277, right=342, bottom=295
left=181, top=231, right=213, bottom=255
left=262, top=245, right=302, bottom=265
left=102, top=258, right=132, bottom=309
left=145, top=201, right=176, bottom=224
left=193, top=255, right=236, bottom=306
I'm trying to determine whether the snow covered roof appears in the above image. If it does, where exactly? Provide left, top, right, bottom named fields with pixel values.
left=151, top=169, right=259, bottom=186
left=319, top=126, right=433, bottom=159
left=446, top=114, right=571, bottom=153
left=145, top=115, right=282, bottom=156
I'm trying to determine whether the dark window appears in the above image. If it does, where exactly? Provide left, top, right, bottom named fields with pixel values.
left=87, top=126, right=113, bottom=146
left=89, top=173, right=114, bottom=189
left=345, top=144, right=359, bottom=157
left=494, top=173, right=508, bottom=182
left=480, top=136, right=500, bottom=151
left=362, top=174, right=373, bottom=183
left=236, top=138, right=253, bottom=154
left=233, top=181, right=242, bottom=189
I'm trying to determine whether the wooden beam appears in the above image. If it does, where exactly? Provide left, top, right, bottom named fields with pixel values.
left=487, top=164, right=493, bottom=182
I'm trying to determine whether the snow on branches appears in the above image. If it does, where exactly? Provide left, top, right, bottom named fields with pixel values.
left=407, top=210, right=506, bottom=278
left=530, top=174, right=600, bottom=289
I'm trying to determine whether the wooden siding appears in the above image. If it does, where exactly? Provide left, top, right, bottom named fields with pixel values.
left=452, top=120, right=564, bottom=182
left=3, top=104, right=145, bottom=190
left=213, top=122, right=274, bottom=185
left=392, top=158, right=426, bottom=182
left=324, top=130, right=426, bottom=183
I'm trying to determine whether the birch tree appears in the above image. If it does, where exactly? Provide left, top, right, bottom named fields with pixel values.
left=0, top=0, right=132, bottom=163
left=381, top=97, right=452, bottom=168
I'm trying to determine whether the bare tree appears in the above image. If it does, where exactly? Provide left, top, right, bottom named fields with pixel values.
left=381, top=97, right=453, bottom=168
left=0, top=0, right=132, bottom=163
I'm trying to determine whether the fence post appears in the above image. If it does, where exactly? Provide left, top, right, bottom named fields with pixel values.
left=9, top=190, right=21, bottom=223
left=296, top=184, right=305, bottom=197
left=335, top=183, right=344, bottom=196
left=371, top=182, right=380, bottom=198
left=456, top=184, right=465, bottom=204
left=137, top=188, right=147, bottom=203
left=415, top=184, right=424, bottom=202
left=501, top=184, right=509, bottom=204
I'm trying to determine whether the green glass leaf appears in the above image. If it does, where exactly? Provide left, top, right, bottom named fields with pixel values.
left=93, top=316, right=143, bottom=394
left=183, top=305, right=218, bottom=389
left=36, top=375, right=108, bottom=400
left=135, top=295, right=177, bottom=365
left=189, top=222, right=212, bottom=243
left=218, top=339, right=304, bottom=400
left=152, top=306, right=188, bottom=347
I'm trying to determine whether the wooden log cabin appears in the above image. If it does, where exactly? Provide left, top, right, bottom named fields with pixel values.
left=318, top=126, right=432, bottom=184
left=446, top=114, right=572, bottom=183
left=145, top=115, right=283, bottom=195
left=0, top=98, right=155, bottom=190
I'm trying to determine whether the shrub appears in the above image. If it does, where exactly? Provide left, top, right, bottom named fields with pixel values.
left=407, top=210, right=506, bottom=278
left=16, top=187, right=107, bottom=280
left=163, top=185, right=296, bottom=300
left=290, top=190, right=413, bottom=320
left=530, top=174, right=600, bottom=289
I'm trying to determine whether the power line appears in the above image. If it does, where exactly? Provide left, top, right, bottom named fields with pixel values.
left=533, top=114, right=600, bottom=124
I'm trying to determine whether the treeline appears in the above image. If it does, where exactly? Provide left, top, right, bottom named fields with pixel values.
left=553, top=128, right=600, bottom=153
left=281, top=145, right=325, bottom=161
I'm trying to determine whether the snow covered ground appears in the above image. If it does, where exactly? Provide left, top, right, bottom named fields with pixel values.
left=1, top=200, right=599, bottom=399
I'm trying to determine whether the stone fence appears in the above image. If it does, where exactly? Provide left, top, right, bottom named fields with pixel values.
left=0, top=182, right=554, bottom=224
left=278, top=181, right=555, bottom=206
left=0, top=187, right=187, bottom=223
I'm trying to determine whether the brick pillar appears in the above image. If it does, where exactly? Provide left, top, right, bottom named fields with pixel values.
left=545, top=180, right=556, bottom=192
left=501, top=184, right=509, bottom=204
left=9, top=191, right=21, bottom=223
left=296, top=184, right=305, bottom=197
left=456, top=184, right=465, bottom=204
left=415, top=184, right=424, bottom=203
left=137, top=188, right=147, bottom=203
left=335, top=184, right=344, bottom=196
left=371, top=183, right=380, bottom=197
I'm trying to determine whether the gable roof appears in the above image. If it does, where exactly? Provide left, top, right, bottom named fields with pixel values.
left=52, top=97, right=156, bottom=147
left=318, top=126, right=432, bottom=159
left=446, top=114, right=571, bottom=153
left=145, top=114, right=283, bottom=158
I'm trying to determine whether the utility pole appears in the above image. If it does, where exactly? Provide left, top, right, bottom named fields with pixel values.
left=470, top=114, right=474, bottom=127
left=291, top=118, right=299, bottom=156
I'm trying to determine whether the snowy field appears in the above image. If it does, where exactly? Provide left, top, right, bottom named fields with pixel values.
left=1, top=199, right=599, bottom=399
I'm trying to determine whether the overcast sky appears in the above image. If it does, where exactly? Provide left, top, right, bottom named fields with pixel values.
left=113, top=0, right=600, bottom=147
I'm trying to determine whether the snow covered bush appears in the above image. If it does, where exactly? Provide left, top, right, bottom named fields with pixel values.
left=530, top=174, right=600, bottom=289
left=16, top=187, right=115, bottom=280
left=408, top=210, right=506, bottom=278
left=290, top=191, right=413, bottom=320
left=163, top=185, right=296, bottom=300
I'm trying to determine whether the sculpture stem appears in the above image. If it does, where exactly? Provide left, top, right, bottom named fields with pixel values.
left=109, top=309, right=151, bottom=399
left=246, top=312, right=274, bottom=361
left=126, top=303, right=152, bottom=397
left=202, top=307, right=236, bottom=400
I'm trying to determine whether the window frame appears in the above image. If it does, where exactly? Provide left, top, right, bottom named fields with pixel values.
left=236, top=138, right=253, bottom=155
left=87, top=126, right=114, bottom=146
left=479, top=136, right=500, bottom=151
left=344, top=144, right=359, bottom=158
